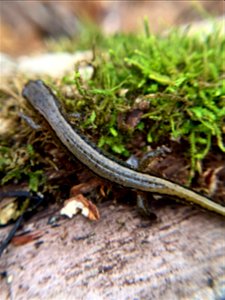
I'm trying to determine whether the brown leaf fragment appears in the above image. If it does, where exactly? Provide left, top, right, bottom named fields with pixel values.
left=70, top=178, right=102, bottom=196
left=202, top=166, right=224, bottom=196
left=117, top=109, right=143, bottom=131
left=126, top=109, right=143, bottom=129
left=11, top=231, right=43, bottom=246
left=60, top=194, right=100, bottom=221
left=100, top=183, right=108, bottom=197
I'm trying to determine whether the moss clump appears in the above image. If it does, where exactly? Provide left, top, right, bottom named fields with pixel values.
left=0, top=22, right=224, bottom=193
left=0, top=144, right=45, bottom=192
left=56, top=23, right=224, bottom=178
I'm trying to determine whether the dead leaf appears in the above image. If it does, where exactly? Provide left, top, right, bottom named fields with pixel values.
left=202, top=166, right=223, bottom=195
left=70, top=178, right=101, bottom=196
left=12, top=230, right=43, bottom=246
left=60, top=194, right=100, bottom=221
left=0, top=199, right=18, bottom=225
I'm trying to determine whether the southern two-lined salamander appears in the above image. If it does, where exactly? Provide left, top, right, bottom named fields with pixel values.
left=22, top=80, right=225, bottom=217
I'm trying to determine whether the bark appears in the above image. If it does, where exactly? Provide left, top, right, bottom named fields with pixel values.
left=0, top=202, right=225, bottom=300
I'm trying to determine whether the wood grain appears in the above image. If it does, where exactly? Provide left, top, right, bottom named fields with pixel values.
left=0, top=202, right=225, bottom=300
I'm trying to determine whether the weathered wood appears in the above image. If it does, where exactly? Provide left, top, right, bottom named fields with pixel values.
left=0, top=202, right=225, bottom=300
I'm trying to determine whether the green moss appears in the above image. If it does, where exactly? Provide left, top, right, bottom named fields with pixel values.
left=55, top=23, right=224, bottom=178
left=0, top=144, right=46, bottom=192
left=0, top=21, right=224, bottom=193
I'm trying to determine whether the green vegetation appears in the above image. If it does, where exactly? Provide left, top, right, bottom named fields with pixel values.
left=0, top=21, right=224, bottom=193
left=0, top=144, right=45, bottom=192
left=57, top=22, right=225, bottom=177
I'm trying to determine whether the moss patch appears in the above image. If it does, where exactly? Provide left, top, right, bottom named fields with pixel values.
left=55, top=23, right=225, bottom=178
left=0, top=22, right=224, bottom=199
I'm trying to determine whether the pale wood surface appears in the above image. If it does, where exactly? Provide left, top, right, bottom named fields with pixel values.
left=0, top=202, right=225, bottom=300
